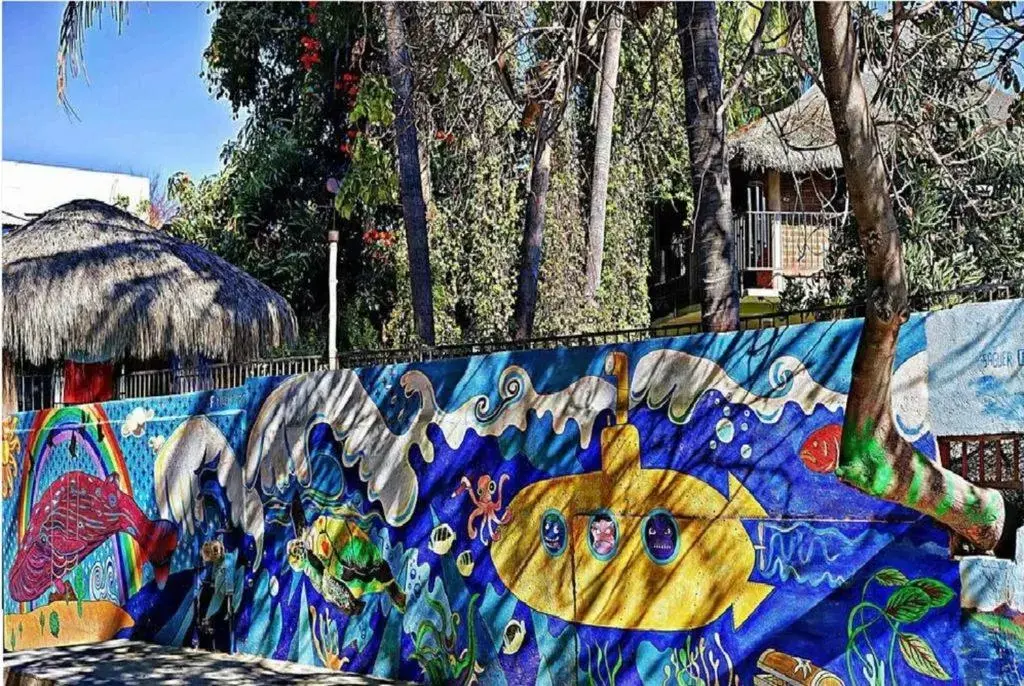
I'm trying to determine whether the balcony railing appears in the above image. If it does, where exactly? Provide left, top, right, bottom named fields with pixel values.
left=733, top=211, right=847, bottom=274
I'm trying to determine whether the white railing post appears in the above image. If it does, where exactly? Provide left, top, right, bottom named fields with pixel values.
left=772, top=212, right=783, bottom=290
left=327, top=230, right=339, bottom=371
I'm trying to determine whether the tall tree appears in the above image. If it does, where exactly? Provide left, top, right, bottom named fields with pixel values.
left=676, top=2, right=740, bottom=332
left=584, top=5, right=624, bottom=303
left=510, top=7, right=582, bottom=340
left=813, top=2, right=1016, bottom=554
left=383, top=1, right=436, bottom=346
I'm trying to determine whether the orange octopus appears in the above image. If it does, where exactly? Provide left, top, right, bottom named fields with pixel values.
left=452, top=474, right=512, bottom=545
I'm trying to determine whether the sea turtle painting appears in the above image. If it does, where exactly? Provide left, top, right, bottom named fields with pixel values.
left=286, top=497, right=406, bottom=615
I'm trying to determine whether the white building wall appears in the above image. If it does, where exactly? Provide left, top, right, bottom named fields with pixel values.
left=1, top=160, right=150, bottom=227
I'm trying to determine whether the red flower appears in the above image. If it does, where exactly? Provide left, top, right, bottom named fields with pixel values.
left=339, top=142, right=351, bottom=155
left=307, top=12, right=317, bottom=24
left=347, top=85, right=359, bottom=97
left=308, top=0, right=319, bottom=8
left=341, top=72, right=358, bottom=84
left=434, top=130, right=447, bottom=141
left=347, top=128, right=360, bottom=140
left=300, top=36, right=321, bottom=52
left=299, top=51, right=320, bottom=71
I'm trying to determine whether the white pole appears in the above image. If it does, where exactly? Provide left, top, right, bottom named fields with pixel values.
left=327, top=230, right=339, bottom=370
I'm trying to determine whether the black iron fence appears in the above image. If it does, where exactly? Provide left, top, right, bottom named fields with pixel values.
left=13, top=281, right=1022, bottom=411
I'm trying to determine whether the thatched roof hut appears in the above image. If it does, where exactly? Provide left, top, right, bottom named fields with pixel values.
left=727, top=72, right=883, bottom=174
left=728, top=71, right=1014, bottom=174
left=2, top=199, right=297, bottom=366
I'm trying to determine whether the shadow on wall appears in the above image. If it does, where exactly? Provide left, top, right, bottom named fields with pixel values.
left=2, top=299, right=1023, bottom=685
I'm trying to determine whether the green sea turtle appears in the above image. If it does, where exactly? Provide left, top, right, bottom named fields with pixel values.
left=287, top=498, right=406, bottom=615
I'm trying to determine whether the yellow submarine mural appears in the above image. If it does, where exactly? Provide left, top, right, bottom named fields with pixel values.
left=490, top=351, right=774, bottom=631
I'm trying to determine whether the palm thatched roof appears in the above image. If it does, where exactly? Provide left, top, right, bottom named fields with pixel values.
left=727, top=73, right=883, bottom=174
left=3, top=199, right=298, bottom=365
left=728, top=72, right=1014, bottom=174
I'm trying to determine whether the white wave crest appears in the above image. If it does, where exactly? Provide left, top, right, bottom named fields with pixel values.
left=154, top=416, right=264, bottom=564
left=891, top=351, right=929, bottom=442
left=631, top=350, right=846, bottom=424
left=244, top=367, right=616, bottom=531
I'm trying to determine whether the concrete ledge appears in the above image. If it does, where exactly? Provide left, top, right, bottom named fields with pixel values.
left=3, top=640, right=412, bottom=685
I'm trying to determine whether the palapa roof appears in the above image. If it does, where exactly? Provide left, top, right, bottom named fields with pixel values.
left=2, top=199, right=298, bottom=365
left=728, top=71, right=1014, bottom=174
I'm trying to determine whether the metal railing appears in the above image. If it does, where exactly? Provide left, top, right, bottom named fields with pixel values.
left=733, top=211, right=846, bottom=273
left=939, top=434, right=1023, bottom=490
left=12, top=281, right=1021, bottom=411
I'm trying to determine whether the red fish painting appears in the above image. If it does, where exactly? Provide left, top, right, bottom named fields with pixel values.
left=799, top=424, right=842, bottom=474
left=8, top=471, right=178, bottom=603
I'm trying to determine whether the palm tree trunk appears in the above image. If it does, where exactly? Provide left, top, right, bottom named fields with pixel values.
left=383, top=1, right=436, bottom=345
left=814, top=2, right=1016, bottom=555
left=676, top=2, right=740, bottom=332
left=513, top=126, right=554, bottom=339
left=584, top=7, right=624, bottom=302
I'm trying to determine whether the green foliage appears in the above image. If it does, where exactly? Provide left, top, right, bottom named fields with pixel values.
left=845, top=569, right=954, bottom=684
left=781, top=5, right=1024, bottom=310
left=49, top=610, right=60, bottom=638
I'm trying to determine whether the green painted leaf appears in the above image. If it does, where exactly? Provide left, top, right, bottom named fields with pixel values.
left=898, top=632, right=951, bottom=680
left=909, top=578, right=955, bottom=608
left=875, top=568, right=909, bottom=587
left=885, top=586, right=932, bottom=623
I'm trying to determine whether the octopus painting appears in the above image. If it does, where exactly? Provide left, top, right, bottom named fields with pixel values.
left=287, top=498, right=406, bottom=615
left=452, top=473, right=512, bottom=545
left=8, top=471, right=178, bottom=603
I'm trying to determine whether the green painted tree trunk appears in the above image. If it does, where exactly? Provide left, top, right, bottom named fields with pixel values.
left=813, top=2, right=1017, bottom=555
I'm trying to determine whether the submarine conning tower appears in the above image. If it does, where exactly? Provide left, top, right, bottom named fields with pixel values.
left=601, top=351, right=641, bottom=482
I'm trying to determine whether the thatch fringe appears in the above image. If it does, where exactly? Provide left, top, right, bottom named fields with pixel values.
left=728, top=70, right=1013, bottom=174
left=727, top=77, right=858, bottom=174
left=3, top=200, right=298, bottom=365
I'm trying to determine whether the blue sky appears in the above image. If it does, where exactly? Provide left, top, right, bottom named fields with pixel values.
left=2, top=1, right=240, bottom=190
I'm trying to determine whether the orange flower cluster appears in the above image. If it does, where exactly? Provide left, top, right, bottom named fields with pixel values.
left=363, top=228, right=395, bottom=247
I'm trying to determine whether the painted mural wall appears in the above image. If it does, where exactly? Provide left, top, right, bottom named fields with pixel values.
left=3, top=299, right=1024, bottom=685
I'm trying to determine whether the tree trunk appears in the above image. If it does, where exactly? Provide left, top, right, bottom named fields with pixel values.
left=383, top=1, right=436, bottom=346
left=513, top=127, right=554, bottom=339
left=676, top=2, right=740, bottom=333
left=2, top=352, right=16, bottom=416
left=584, top=7, right=624, bottom=302
left=813, top=2, right=1016, bottom=555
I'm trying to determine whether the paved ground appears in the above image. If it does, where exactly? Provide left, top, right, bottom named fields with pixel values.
left=3, top=640, right=413, bottom=685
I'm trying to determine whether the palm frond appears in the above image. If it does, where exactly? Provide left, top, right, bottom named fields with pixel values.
left=56, top=1, right=129, bottom=116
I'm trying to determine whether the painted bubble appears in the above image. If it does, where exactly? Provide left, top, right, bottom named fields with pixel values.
left=709, top=440, right=718, bottom=450
left=740, top=444, right=752, bottom=460
left=269, top=575, right=279, bottom=597
left=723, top=407, right=731, bottom=417
left=715, top=418, right=735, bottom=444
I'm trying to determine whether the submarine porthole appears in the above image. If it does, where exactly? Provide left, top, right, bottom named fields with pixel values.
left=587, top=510, right=620, bottom=562
left=540, top=509, right=567, bottom=557
left=641, top=508, right=680, bottom=565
